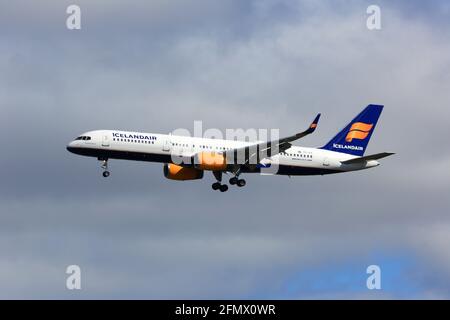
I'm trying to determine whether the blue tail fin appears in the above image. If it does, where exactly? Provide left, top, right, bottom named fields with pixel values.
left=321, top=104, right=383, bottom=156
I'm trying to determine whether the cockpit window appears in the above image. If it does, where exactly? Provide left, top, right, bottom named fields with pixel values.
left=75, top=136, right=91, bottom=141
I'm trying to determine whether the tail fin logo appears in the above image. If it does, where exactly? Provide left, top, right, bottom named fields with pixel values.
left=345, top=122, right=373, bottom=142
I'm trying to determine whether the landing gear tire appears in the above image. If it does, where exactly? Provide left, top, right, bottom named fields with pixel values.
left=229, top=177, right=238, bottom=185
left=102, top=171, right=110, bottom=178
left=219, top=184, right=229, bottom=192
left=212, top=182, right=221, bottom=190
left=237, top=179, right=246, bottom=187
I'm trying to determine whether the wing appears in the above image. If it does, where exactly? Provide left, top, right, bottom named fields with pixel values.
left=224, top=113, right=321, bottom=166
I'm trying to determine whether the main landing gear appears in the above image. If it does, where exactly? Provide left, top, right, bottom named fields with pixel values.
left=100, top=158, right=110, bottom=177
left=211, top=171, right=246, bottom=192
left=229, top=176, right=246, bottom=187
left=211, top=171, right=228, bottom=192
left=212, top=182, right=228, bottom=192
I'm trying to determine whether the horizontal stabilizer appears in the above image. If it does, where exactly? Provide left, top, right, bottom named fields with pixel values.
left=341, top=152, right=395, bottom=164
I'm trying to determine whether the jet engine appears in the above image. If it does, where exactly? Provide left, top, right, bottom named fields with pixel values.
left=163, top=163, right=204, bottom=181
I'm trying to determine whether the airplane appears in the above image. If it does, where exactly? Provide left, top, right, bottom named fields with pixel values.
left=67, top=104, right=394, bottom=192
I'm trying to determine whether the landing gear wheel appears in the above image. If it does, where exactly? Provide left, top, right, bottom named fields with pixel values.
left=229, top=177, right=238, bottom=185
left=237, top=179, right=246, bottom=187
left=212, top=182, right=221, bottom=190
left=219, top=184, right=229, bottom=192
left=102, top=171, right=110, bottom=178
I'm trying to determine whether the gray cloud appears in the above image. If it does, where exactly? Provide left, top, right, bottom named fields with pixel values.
left=1, top=0, right=450, bottom=298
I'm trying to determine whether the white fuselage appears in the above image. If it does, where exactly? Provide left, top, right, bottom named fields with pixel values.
left=67, top=130, right=379, bottom=176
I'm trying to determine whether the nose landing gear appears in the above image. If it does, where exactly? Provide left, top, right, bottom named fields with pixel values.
left=100, top=159, right=110, bottom=177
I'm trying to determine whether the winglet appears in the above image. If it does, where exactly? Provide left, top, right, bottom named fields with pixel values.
left=305, top=113, right=321, bottom=134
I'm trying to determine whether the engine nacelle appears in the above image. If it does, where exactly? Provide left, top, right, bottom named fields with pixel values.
left=194, top=152, right=227, bottom=171
left=163, top=163, right=204, bottom=181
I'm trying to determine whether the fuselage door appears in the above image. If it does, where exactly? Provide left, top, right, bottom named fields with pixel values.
left=102, top=134, right=110, bottom=147
left=162, top=138, right=171, bottom=152
left=323, top=157, right=330, bottom=167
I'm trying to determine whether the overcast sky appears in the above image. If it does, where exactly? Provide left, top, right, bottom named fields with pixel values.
left=1, top=0, right=450, bottom=299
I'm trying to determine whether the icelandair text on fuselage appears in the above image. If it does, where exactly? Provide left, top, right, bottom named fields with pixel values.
left=175, top=304, right=276, bottom=318
left=333, top=143, right=364, bottom=151
left=112, top=132, right=157, bottom=141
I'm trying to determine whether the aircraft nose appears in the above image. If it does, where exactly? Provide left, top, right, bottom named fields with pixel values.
left=66, top=141, right=77, bottom=153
